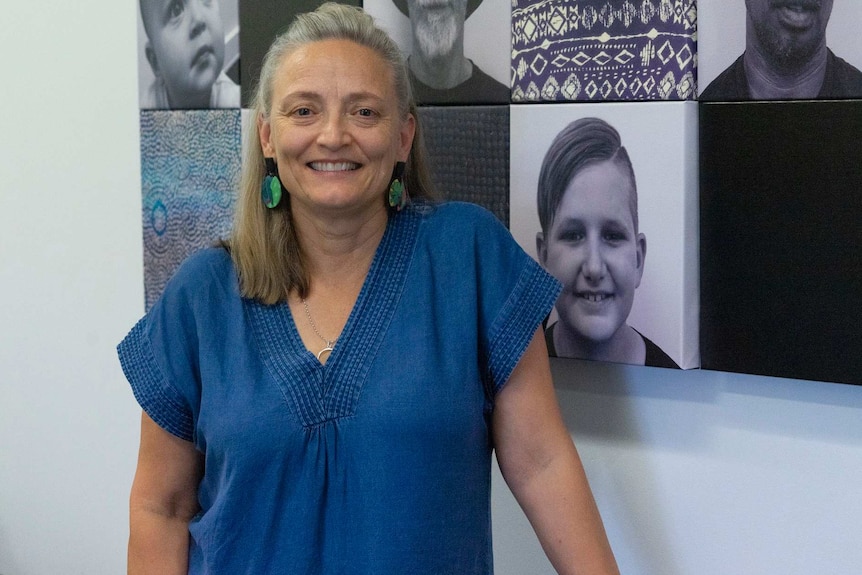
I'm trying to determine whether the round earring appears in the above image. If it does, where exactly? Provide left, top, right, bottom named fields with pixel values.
left=261, top=157, right=283, bottom=209
left=388, top=161, right=408, bottom=211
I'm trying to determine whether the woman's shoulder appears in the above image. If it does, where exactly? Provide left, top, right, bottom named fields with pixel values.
left=424, top=200, right=497, bottom=219
left=171, top=246, right=232, bottom=283
left=410, top=200, right=506, bottom=236
left=157, top=246, right=237, bottom=309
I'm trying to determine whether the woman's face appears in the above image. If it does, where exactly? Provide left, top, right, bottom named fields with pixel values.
left=259, top=39, right=415, bottom=218
left=537, top=160, right=645, bottom=345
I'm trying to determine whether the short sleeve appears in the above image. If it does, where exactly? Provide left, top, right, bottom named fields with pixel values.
left=118, top=316, right=195, bottom=440
left=446, top=204, right=562, bottom=397
left=116, top=250, right=225, bottom=441
left=483, top=252, right=561, bottom=396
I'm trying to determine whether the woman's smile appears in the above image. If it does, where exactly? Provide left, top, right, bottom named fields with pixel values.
left=308, top=161, right=361, bottom=172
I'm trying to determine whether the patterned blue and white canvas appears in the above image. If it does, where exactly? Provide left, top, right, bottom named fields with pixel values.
left=512, top=0, right=697, bottom=101
left=139, top=110, right=241, bottom=309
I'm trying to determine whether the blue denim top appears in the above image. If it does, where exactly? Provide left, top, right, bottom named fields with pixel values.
left=118, top=202, right=560, bottom=574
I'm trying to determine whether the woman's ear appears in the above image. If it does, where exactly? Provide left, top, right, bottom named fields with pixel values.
left=398, top=113, right=416, bottom=161
left=536, top=231, right=547, bottom=266
left=258, top=113, right=274, bottom=157
left=635, top=232, right=647, bottom=288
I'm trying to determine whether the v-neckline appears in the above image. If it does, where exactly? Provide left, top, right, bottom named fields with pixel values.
left=245, top=208, right=421, bottom=427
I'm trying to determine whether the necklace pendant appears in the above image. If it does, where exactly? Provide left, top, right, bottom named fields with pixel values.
left=302, top=298, right=338, bottom=362
left=316, top=342, right=334, bottom=361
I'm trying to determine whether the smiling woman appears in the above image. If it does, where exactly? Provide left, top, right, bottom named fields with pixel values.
left=258, top=39, right=415, bottom=223
left=119, top=4, right=619, bottom=574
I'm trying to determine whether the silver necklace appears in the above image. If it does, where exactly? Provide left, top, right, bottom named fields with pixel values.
left=301, top=298, right=337, bottom=360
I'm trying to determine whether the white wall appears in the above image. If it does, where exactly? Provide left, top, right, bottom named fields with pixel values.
left=0, top=1, right=143, bottom=572
left=2, top=1, right=862, bottom=574
left=493, top=361, right=862, bottom=574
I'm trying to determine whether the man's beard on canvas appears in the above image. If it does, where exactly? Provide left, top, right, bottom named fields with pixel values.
left=415, top=12, right=459, bottom=59
left=754, top=19, right=823, bottom=73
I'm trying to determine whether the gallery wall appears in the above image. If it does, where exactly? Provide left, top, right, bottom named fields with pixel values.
left=3, top=1, right=862, bottom=574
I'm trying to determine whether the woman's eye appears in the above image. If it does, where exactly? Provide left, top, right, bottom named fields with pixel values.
left=357, top=108, right=375, bottom=117
left=294, top=107, right=312, bottom=117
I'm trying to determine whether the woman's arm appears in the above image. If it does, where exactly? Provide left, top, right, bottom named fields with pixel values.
left=128, top=411, right=203, bottom=575
left=493, top=329, right=619, bottom=575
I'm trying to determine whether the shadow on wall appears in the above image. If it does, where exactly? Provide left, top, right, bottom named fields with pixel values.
left=548, top=359, right=862, bottom=574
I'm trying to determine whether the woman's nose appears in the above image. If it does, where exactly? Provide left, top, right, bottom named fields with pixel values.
left=317, top=114, right=350, bottom=148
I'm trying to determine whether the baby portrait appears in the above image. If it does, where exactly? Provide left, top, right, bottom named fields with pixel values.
left=137, top=0, right=240, bottom=109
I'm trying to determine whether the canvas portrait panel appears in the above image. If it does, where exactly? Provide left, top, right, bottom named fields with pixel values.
left=416, top=105, right=509, bottom=225
left=700, top=100, right=862, bottom=385
left=239, top=0, right=362, bottom=108
left=698, top=0, right=862, bottom=100
left=511, top=0, right=697, bottom=102
left=363, top=0, right=511, bottom=104
left=510, top=102, right=699, bottom=369
left=139, top=110, right=241, bottom=309
left=137, top=0, right=240, bottom=109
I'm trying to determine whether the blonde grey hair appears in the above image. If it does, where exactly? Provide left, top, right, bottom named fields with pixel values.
left=229, top=2, right=434, bottom=304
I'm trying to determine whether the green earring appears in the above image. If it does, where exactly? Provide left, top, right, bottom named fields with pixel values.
left=261, top=158, right=282, bottom=209
left=388, top=161, right=408, bottom=211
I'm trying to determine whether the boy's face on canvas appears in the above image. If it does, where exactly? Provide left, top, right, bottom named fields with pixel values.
left=142, top=0, right=225, bottom=105
left=539, top=160, right=645, bottom=346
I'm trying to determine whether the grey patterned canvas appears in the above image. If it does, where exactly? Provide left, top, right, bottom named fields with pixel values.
left=512, top=0, right=697, bottom=102
left=140, top=110, right=241, bottom=309
left=416, top=106, right=510, bottom=225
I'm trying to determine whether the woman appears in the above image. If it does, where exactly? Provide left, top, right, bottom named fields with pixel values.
left=119, top=4, right=619, bottom=573
left=536, top=117, right=679, bottom=368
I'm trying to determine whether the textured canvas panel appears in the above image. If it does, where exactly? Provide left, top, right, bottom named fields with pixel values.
left=239, top=0, right=362, bottom=108
left=417, top=106, right=509, bottom=225
left=510, top=102, right=699, bottom=368
left=700, top=101, right=862, bottom=385
left=512, top=0, right=696, bottom=102
left=140, top=110, right=241, bottom=309
left=137, top=0, right=240, bottom=109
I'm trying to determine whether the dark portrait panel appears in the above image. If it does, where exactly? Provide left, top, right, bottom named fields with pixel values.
left=416, top=106, right=509, bottom=225
left=510, top=102, right=699, bottom=369
left=700, top=100, right=862, bottom=385
left=137, top=0, right=240, bottom=109
left=140, top=110, right=241, bottom=309
left=698, top=0, right=862, bottom=100
left=239, top=0, right=362, bottom=108
left=512, top=0, right=697, bottom=102
left=364, top=0, right=511, bottom=105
